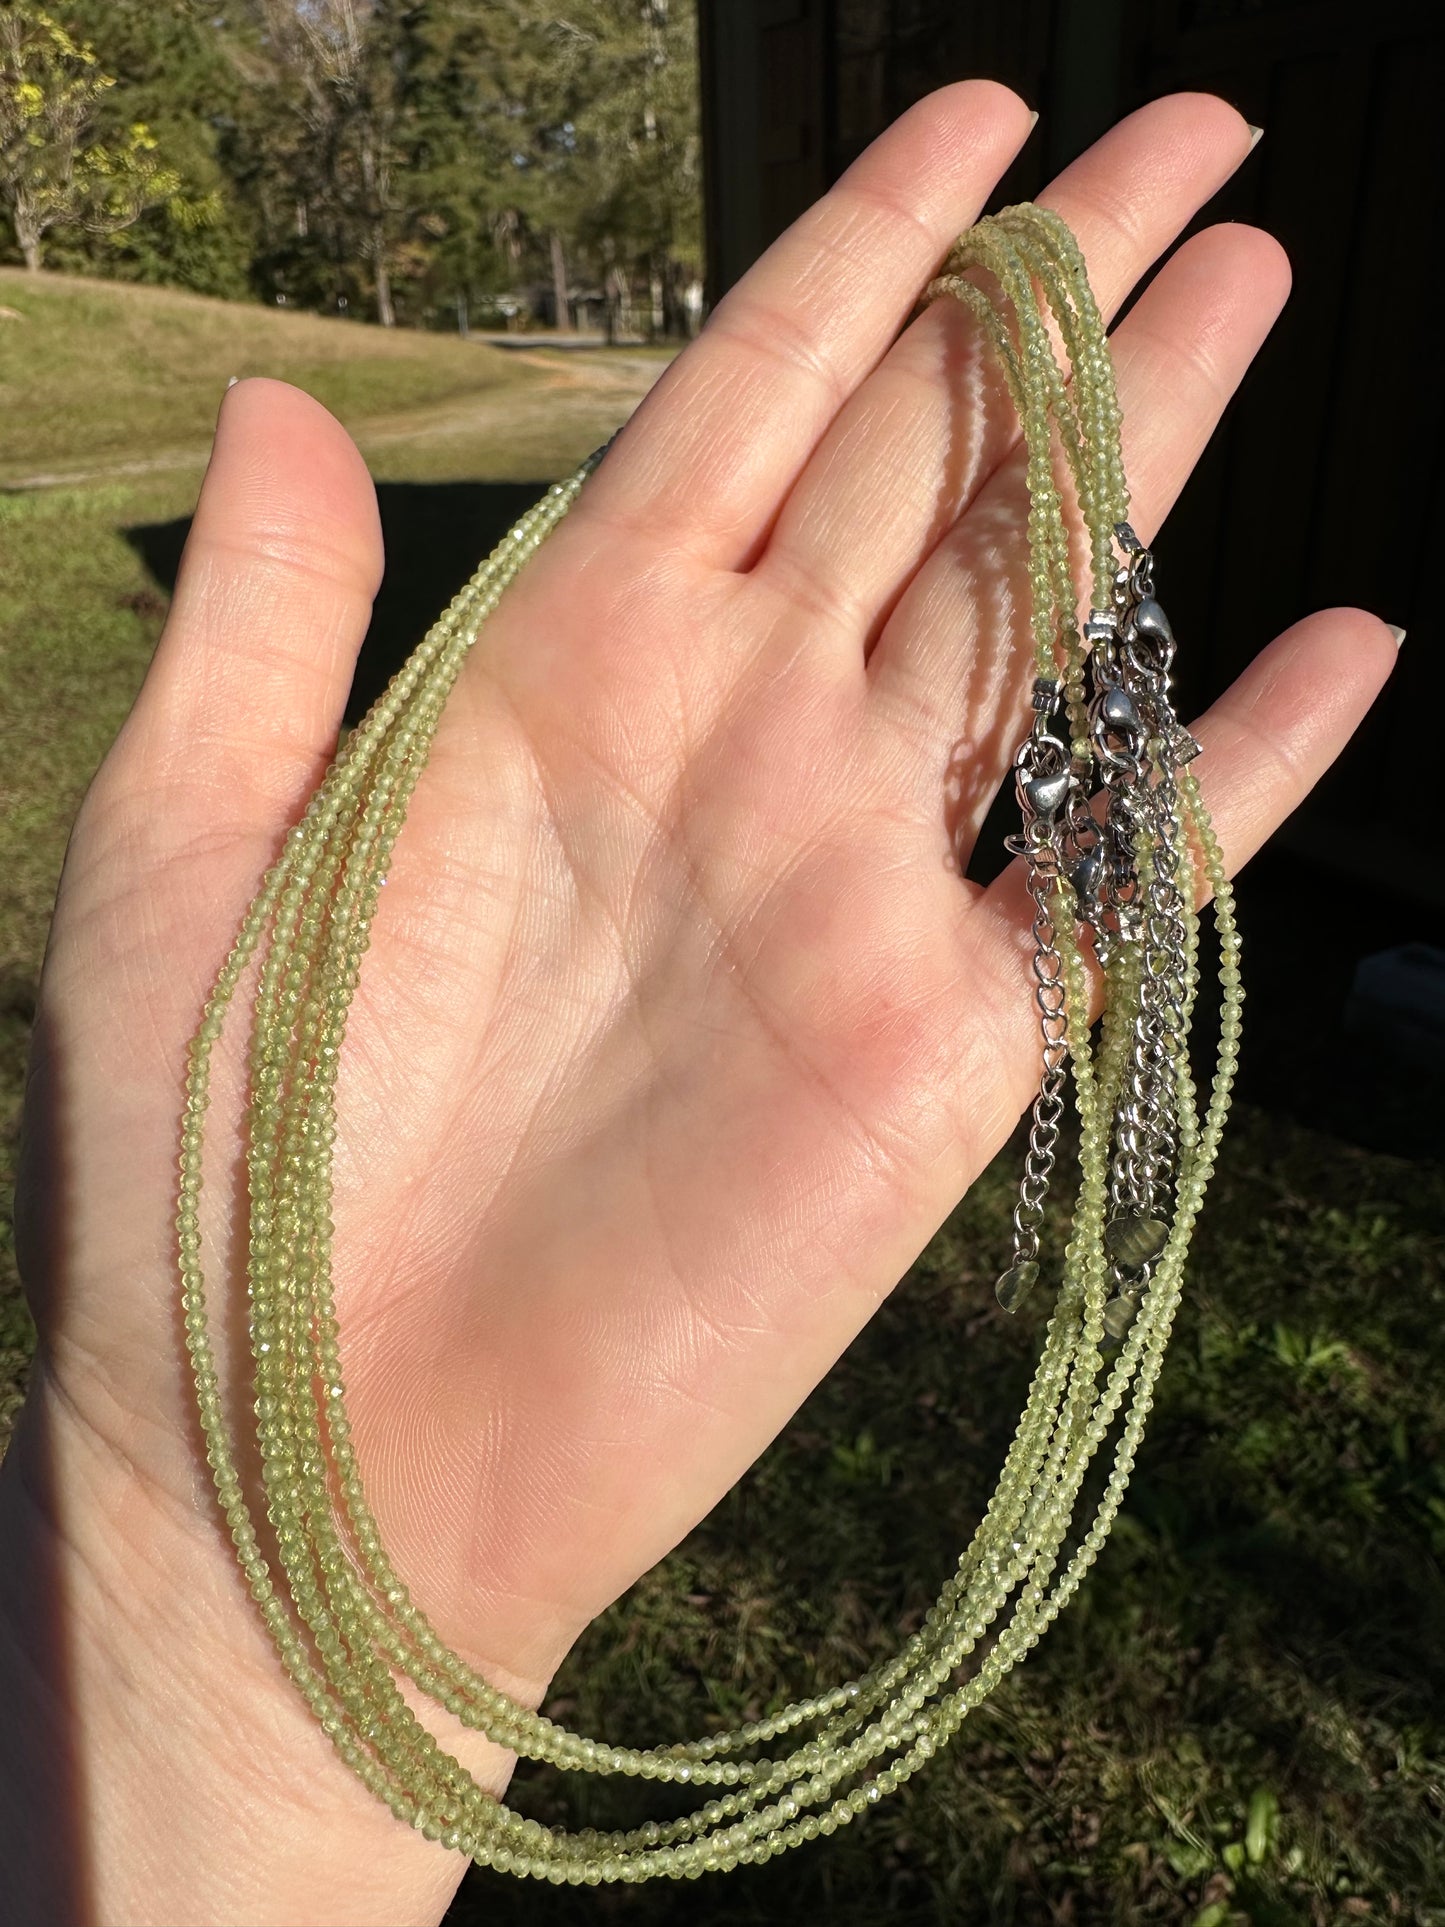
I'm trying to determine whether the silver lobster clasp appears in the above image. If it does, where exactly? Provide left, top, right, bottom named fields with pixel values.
left=1015, top=682, right=1073, bottom=823
left=1124, top=594, right=1175, bottom=678
left=1090, top=679, right=1146, bottom=780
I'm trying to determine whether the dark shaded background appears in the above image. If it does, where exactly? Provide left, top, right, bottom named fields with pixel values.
left=126, top=481, right=547, bottom=730
left=697, top=0, right=1445, bottom=1156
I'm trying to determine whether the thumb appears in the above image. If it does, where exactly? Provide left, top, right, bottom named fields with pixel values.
left=104, top=376, right=383, bottom=861
left=21, top=381, right=382, bottom=1341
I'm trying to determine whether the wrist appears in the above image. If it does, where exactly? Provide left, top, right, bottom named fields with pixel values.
left=0, top=1359, right=518, bottom=1927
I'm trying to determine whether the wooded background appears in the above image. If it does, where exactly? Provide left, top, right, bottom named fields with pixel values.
left=0, top=0, right=702, bottom=336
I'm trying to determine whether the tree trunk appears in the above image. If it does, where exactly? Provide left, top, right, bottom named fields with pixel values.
left=13, top=200, right=42, bottom=271
left=372, top=224, right=395, bottom=327
left=549, top=230, right=572, bottom=333
left=649, top=253, right=665, bottom=339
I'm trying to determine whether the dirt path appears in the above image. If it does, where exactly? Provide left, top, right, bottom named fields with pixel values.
left=352, top=347, right=669, bottom=457
left=4, top=347, right=673, bottom=492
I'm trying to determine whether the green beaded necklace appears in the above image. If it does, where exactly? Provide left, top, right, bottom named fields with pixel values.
left=178, top=202, right=1241, bottom=1885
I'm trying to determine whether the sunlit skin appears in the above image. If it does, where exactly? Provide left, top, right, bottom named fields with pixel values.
left=1, top=83, right=1396, bottom=1926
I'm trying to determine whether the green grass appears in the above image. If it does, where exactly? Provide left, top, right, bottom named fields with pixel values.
left=2, top=277, right=1442, bottom=1925
left=0, top=266, right=550, bottom=482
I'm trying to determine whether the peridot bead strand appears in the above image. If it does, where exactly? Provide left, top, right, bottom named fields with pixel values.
left=255, top=680, right=487, bottom=1830
left=184, top=470, right=603, bottom=1845
left=178, top=204, right=1240, bottom=1883
left=924, top=207, right=1129, bottom=759
left=995, top=205, right=1128, bottom=602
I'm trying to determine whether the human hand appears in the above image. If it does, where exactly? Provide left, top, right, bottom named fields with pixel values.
left=1, top=83, right=1396, bottom=1927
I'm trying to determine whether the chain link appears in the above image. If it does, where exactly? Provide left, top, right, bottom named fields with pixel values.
left=998, top=532, right=1196, bottom=1334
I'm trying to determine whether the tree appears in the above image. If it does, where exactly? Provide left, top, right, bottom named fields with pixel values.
left=491, top=0, right=702, bottom=338
left=377, top=4, right=536, bottom=329
left=238, top=0, right=423, bottom=326
left=577, top=0, right=702, bottom=336
left=49, top=0, right=249, bottom=298
left=0, top=0, right=706, bottom=334
left=0, top=3, right=188, bottom=269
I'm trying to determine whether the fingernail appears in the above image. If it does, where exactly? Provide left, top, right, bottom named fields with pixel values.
left=1027, top=109, right=1040, bottom=131
left=226, top=375, right=240, bottom=389
left=1387, top=623, right=1406, bottom=649
left=1247, top=123, right=1264, bottom=151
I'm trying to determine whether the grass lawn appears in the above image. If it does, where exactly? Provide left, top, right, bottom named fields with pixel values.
left=2, top=276, right=1442, bottom=1926
left=0, top=266, right=530, bottom=481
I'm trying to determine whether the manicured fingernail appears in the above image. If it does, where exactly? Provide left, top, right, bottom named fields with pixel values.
left=1247, top=124, right=1264, bottom=151
left=1028, top=109, right=1040, bottom=131
left=1387, top=623, right=1406, bottom=649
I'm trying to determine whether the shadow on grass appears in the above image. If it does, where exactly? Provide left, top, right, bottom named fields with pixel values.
left=430, top=1109, right=1445, bottom=1923
left=123, top=479, right=554, bottom=727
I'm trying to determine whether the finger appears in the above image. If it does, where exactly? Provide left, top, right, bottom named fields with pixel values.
left=868, top=220, right=1292, bottom=861
left=31, top=382, right=384, bottom=1388
left=574, top=80, right=1034, bottom=570
left=755, top=91, right=1255, bottom=652
left=106, top=377, right=383, bottom=846
left=952, top=608, right=1399, bottom=1172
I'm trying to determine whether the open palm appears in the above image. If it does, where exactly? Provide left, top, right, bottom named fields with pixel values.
left=11, top=84, right=1394, bottom=1926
